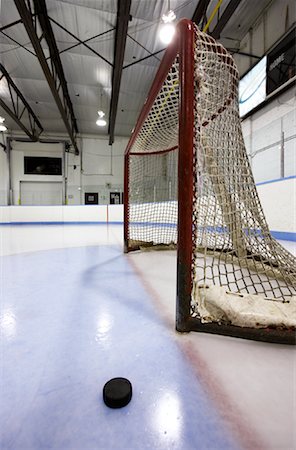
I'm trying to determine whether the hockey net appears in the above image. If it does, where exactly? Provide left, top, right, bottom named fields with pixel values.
left=124, top=20, right=296, bottom=343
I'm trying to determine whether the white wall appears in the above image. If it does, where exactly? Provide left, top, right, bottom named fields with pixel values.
left=242, top=86, right=296, bottom=183
left=20, top=181, right=63, bottom=205
left=66, top=135, right=127, bottom=205
left=240, top=85, right=295, bottom=238
left=0, top=204, right=123, bottom=223
left=0, top=183, right=294, bottom=239
left=6, top=135, right=128, bottom=206
left=10, top=140, right=64, bottom=205
left=257, top=177, right=295, bottom=237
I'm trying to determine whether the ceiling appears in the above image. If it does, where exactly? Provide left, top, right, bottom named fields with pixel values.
left=0, top=0, right=282, bottom=146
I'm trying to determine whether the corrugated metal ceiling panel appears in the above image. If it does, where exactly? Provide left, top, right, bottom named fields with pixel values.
left=60, top=52, right=111, bottom=87
left=0, top=43, right=45, bottom=80
left=0, top=0, right=290, bottom=139
left=0, top=0, right=20, bottom=26
left=47, top=0, right=117, bottom=39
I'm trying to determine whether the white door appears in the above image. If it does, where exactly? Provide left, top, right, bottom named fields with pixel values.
left=20, top=181, right=63, bottom=205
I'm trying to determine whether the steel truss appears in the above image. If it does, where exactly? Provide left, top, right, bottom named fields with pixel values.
left=14, top=0, right=79, bottom=154
left=0, top=63, right=43, bottom=140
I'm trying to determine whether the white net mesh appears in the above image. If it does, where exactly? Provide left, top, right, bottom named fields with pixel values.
left=191, top=28, right=295, bottom=307
left=126, top=24, right=296, bottom=331
left=128, top=151, right=178, bottom=248
left=127, top=60, right=179, bottom=249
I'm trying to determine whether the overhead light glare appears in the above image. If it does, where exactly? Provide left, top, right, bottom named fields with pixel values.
left=0, top=117, right=7, bottom=131
left=162, top=10, right=176, bottom=23
left=159, top=23, right=176, bottom=45
left=96, top=118, right=107, bottom=127
left=96, top=109, right=107, bottom=126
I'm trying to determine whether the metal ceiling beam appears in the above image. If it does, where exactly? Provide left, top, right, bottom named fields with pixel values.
left=13, top=0, right=79, bottom=154
left=0, top=63, right=43, bottom=140
left=108, top=0, right=132, bottom=145
left=192, top=0, right=211, bottom=26
left=211, top=0, right=243, bottom=39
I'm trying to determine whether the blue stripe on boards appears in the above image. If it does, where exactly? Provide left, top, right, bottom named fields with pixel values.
left=0, top=221, right=122, bottom=226
left=256, top=175, right=296, bottom=186
left=270, top=231, right=296, bottom=241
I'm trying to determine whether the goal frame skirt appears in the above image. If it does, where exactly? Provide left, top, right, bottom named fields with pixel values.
left=185, top=317, right=295, bottom=345
left=124, top=19, right=296, bottom=345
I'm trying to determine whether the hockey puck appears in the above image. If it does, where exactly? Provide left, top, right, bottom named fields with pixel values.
left=103, top=377, right=132, bottom=408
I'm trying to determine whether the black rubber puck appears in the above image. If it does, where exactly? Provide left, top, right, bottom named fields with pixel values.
left=103, top=377, right=132, bottom=408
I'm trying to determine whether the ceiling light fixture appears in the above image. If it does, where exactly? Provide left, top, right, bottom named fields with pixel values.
left=96, top=110, right=107, bottom=127
left=159, top=1, right=176, bottom=45
left=0, top=116, right=7, bottom=132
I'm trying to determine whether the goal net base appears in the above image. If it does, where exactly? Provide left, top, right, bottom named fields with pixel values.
left=126, top=240, right=177, bottom=252
left=194, top=285, right=295, bottom=336
left=182, top=316, right=296, bottom=345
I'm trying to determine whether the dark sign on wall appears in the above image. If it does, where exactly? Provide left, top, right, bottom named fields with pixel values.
left=266, top=27, right=295, bottom=96
left=110, top=192, right=121, bottom=204
left=85, top=192, right=98, bottom=204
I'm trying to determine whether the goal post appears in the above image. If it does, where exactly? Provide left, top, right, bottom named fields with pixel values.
left=124, top=19, right=296, bottom=344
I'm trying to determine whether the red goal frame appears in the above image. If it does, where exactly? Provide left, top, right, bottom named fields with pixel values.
left=124, top=19, right=295, bottom=344
left=124, top=19, right=195, bottom=331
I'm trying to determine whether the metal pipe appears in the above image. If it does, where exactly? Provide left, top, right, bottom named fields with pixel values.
left=280, top=125, right=285, bottom=178
left=192, top=0, right=211, bottom=25
left=108, top=0, right=132, bottom=145
left=203, top=0, right=223, bottom=33
left=211, top=0, right=243, bottom=38
left=6, top=137, right=12, bottom=205
left=63, top=142, right=67, bottom=205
